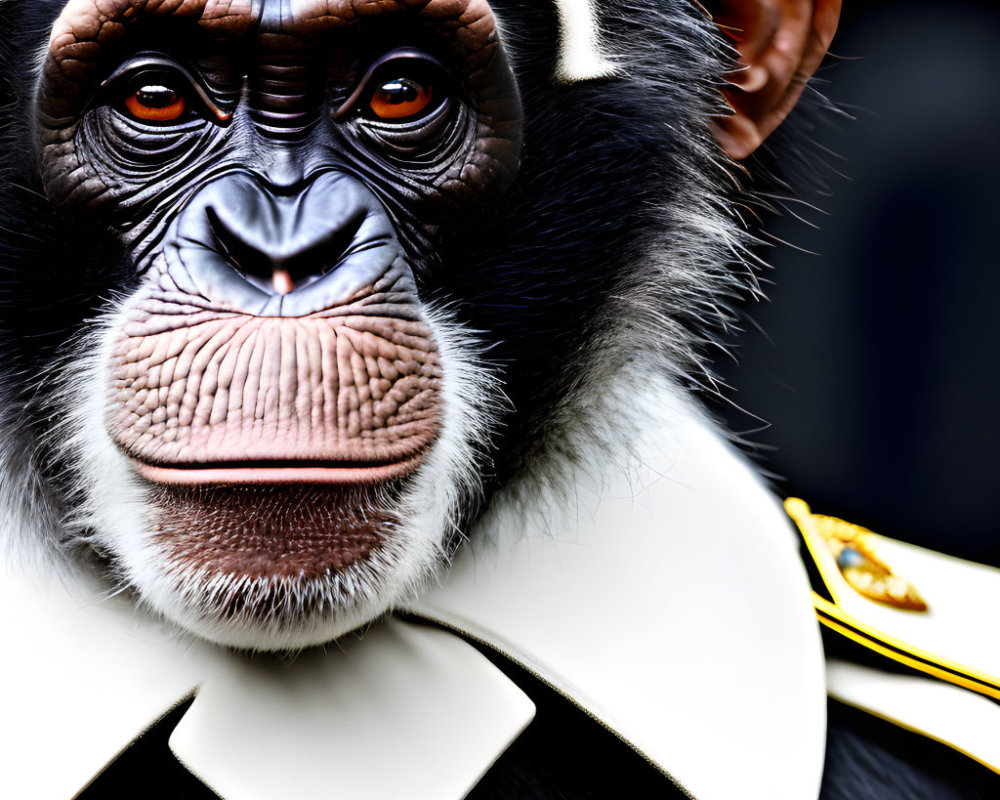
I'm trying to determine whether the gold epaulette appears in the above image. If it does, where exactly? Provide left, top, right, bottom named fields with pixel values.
left=787, top=498, right=1000, bottom=773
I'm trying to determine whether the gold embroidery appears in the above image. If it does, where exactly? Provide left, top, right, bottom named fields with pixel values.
left=785, top=498, right=928, bottom=612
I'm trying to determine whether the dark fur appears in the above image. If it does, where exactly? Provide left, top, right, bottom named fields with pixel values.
left=0, top=1, right=971, bottom=797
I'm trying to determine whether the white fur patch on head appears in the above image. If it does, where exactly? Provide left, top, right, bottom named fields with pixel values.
left=553, top=0, right=620, bottom=82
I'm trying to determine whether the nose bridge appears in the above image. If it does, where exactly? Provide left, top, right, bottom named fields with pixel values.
left=246, top=29, right=327, bottom=138
left=262, top=144, right=308, bottom=192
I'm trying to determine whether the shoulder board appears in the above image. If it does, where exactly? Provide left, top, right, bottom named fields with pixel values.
left=787, top=498, right=1000, bottom=774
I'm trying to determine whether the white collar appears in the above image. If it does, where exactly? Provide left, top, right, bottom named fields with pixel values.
left=0, top=388, right=826, bottom=800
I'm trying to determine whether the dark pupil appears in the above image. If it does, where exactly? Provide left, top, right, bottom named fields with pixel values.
left=380, top=79, right=420, bottom=105
left=136, top=85, right=178, bottom=108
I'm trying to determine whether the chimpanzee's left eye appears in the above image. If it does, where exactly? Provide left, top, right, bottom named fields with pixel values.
left=367, top=77, right=437, bottom=122
left=341, top=50, right=451, bottom=126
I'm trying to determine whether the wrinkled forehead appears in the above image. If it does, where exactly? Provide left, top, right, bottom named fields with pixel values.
left=49, top=0, right=495, bottom=48
left=48, top=0, right=616, bottom=79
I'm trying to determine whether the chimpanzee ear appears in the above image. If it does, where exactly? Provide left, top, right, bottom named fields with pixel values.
left=710, top=0, right=841, bottom=160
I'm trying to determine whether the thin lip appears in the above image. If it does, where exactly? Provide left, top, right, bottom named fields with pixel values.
left=131, top=456, right=422, bottom=486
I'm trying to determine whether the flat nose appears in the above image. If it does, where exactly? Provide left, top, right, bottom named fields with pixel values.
left=167, top=171, right=402, bottom=317
left=208, top=175, right=366, bottom=296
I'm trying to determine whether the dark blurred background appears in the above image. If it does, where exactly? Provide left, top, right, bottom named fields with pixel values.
left=714, top=0, right=1000, bottom=565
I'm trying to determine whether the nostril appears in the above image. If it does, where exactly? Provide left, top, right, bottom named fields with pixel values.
left=172, top=172, right=400, bottom=317
left=205, top=200, right=366, bottom=297
left=206, top=206, right=283, bottom=295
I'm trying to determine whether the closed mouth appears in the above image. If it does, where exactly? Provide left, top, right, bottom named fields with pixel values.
left=130, top=455, right=424, bottom=486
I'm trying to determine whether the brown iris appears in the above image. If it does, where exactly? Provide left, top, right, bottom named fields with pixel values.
left=124, top=84, right=187, bottom=123
left=369, top=78, right=434, bottom=121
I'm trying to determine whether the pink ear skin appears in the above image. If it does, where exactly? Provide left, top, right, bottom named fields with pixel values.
left=711, top=0, right=842, bottom=160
